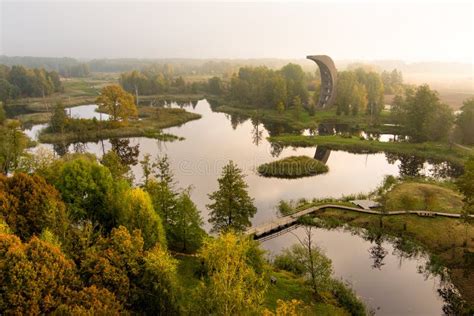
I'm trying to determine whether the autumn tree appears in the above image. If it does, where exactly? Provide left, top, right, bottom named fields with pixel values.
left=0, top=232, right=124, bottom=314
left=263, top=299, right=311, bottom=316
left=207, top=161, right=257, bottom=233
left=0, top=172, right=69, bottom=240
left=116, top=188, right=167, bottom=249
left=0, top=234, right=78, bottom=314
left=194, top=232, right=267, bottom=315
left=80, top=226, right=144, bottom=304
left=55, top=286, right=124, bottom=315
left=137, top=245, right=181, bottom=315
left=80, top=226, right=179, bottom=313
left=96, top=85, right=137, bottom=122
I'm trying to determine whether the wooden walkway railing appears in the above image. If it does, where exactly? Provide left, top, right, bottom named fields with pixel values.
left=246, top=204, right=473, bottom=240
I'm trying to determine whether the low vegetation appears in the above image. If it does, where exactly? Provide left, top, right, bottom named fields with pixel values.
left=382, top=181, right=464, bottom=213
left=269, top=134, right=471, bottom=166
left=39, top=105, right=200, bottom=144
left=258, top=155, right=329, bottom=178
left=212, top=103, right=395, bottom=133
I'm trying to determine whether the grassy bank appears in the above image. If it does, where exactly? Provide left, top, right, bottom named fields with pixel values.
left=258, top=155, right=329, bottom=178
left=38, top=107, right=201, bottom=144
left=269, top=134, right=471, bottom=166
left=212, top=102, right=398, bottom=134
left=383, top=181, right=464, bottom=213
left=175, top=254, right=356, bottom=315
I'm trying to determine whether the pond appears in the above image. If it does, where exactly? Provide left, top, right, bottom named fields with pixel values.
left=24, top=99, right=461, bottom=315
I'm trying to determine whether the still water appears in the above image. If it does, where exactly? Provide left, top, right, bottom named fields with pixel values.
left=262, top=226, right=448, bottom=315
left=25, top=99, right=459, bottom=315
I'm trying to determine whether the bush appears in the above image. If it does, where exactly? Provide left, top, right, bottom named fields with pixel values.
left=277, top=200, right=295, bottom=216
left=331, top=280, right=367, bottom=316
left=258, top=156, right=329, bottom=178
left=273, top=252, right=306, bottom=276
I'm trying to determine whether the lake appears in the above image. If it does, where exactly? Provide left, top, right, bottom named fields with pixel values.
left=24, top=99, right=460, bottom=315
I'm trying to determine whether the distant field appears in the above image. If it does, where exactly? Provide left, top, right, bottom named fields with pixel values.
left=384, top=90, right=474, bottom=110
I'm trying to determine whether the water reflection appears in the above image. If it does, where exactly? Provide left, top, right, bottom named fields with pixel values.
left=313, top=146, right=331, bottom=164
left=110, top=138, right=140, bottom=166
left=385, top=152, right=463, bottom=178
left=262, top=225, right=456, bottom=315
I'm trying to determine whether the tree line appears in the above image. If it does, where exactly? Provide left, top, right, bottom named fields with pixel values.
left=119, top=67, right=207, bottom=98
left=0, top=65, right=62, bottom=104
left=208, top=64, right=400, bottom=119
left=392, top=85, right=474, bottom=144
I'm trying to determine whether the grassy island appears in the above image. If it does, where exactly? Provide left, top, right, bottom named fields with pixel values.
left=258, top=156, right=329, bottom=178
left=38, top=107, right=201, bottom=143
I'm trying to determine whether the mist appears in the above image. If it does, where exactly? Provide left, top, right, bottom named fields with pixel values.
left=1, top=1, right=473, bottom=62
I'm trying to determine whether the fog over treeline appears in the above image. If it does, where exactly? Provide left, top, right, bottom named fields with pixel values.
left=1, top=1, right=472, bottom=63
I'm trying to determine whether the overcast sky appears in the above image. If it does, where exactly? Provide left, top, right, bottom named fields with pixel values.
left=1, top=0, right=473, bottom=63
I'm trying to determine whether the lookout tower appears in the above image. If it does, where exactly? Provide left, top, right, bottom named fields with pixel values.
left=307, top=55, right=337, bottom=108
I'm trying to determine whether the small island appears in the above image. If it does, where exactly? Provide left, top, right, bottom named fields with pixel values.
left=258, top=155, right=329, bottom=178
left=38, top=85, right=201, bottom=144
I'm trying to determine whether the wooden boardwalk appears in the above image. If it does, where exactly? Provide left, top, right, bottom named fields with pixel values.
left=246, top=204, right=473, bottom=240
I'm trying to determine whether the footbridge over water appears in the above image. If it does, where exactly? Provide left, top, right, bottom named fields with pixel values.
left=246, top=204, right=474, bottom=242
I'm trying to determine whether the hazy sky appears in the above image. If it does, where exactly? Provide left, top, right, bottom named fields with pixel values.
left=1, top=0, right=473, bottom=62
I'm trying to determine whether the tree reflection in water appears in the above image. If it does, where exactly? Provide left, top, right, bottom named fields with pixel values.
left=110, top=138, right=140, bottom=166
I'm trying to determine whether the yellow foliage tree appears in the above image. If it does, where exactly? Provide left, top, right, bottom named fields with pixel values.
left=195, top=232, right=267, bottom=315
left=263, top=299, right=309, bottom=316
left=96, top=85, right=137, bottom=122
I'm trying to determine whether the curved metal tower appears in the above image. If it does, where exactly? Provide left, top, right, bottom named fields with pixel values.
left=307, top=55, right=337, bottom=108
